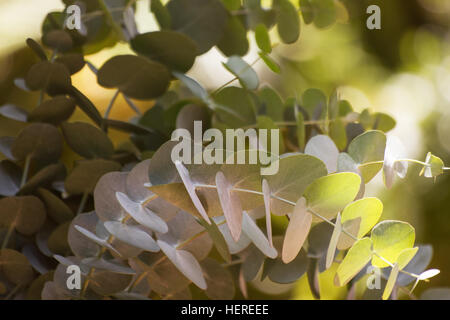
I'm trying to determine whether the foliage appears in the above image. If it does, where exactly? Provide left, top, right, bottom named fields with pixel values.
left=0, top=0, right=449, bottom=300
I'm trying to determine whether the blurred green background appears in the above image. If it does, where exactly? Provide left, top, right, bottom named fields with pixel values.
left=0, top=0, right=449, bottom=299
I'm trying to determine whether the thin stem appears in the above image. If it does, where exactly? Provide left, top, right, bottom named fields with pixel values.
left=1, top=224, right=14, bottom=250
left=77, top=192, right=89, bottom=215
left=122, top=94, right=142, bottom=116
left=395, top=159, right=429, bottom=167
left=104, top=89, right=120, bottom=120
left=20, top=154, right=31, bottom=188
left=5, top=283, right=21, bottom=300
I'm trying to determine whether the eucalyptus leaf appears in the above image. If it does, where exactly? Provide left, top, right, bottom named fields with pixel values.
left=97, top=55, right=170, bottom=100
left=167, top=0, right=228, bottom=54
left=61, top=122, right=114, bottom=159
left=371, top=220, right=415, bottom=268
left=65, top=159, right=121, bottom=195
left=282, top=197, right=311, bottom=263
left=131, top=31, right=197, bottom=72
left=104, top=221, right=160, bottom=252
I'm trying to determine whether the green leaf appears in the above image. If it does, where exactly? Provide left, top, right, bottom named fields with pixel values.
left=341, top=197, right=383, bottom=238
left=151, top=0, right=172, bottom=29
left=214, top=86, right=256, bottom=128
left=371, top=220, right=415, bottom=268
left=265, top=154, right=327, bottom=215
left=282, top=197, right=312, bottom=263
left=348, top=130, right=386, bottom=183
left=255, top=23, right=271, bottom=53
left=167, top=0, right=228, bottom=54
left=258, top=86, right=284, bottom=121
left=131, top=31, right=197, bottom=72
left=396, top=245, right=432, bottom=286
left=420, top=152, right=444, bottom=178
left=173, top=72, right=209, bottom=101
left=296, top=110, right=305, bottom=150
left=55, top=53, right=85, bottom=75
left=302, top=88, right=327, bottom=118
left=274, top=0, right=300, bottom=44
left=26, top=38, right=47, bottom=61
left=303, top=172, right=361, bottom=221
left=335, top=237, right=372, bottom=286
left=104, top=221, right=159, bottom=252
left=222, top=0, right=241, bottom=11
left=217, top=16, right=249, bottom=57
left=257, top=116, right=285, bottom=154
left=20, top=163, right=66, bottom=195
left=223, top=56, right=259, bottom=90
left=37, top=188, right=73, bottom=224
left=242, top=211, right=277, bottom=259
left=65, top=159, right=121, bottom=195
left=25, top=61, right=72, bottom=96
left=97, top=55, right=170, bottom=100
left=329, top=119, right=347, bottom=151
left=326, top=212, right=341, bottom=270
left=299, top=0, right=314, bottom=24
left=258, top=51, right=281, bottom=74
left=372, top=112, right=396, bottom=132
left=396, top=247, right=419, bottom=270
left=12, top=123, right=63, bottom=165
left=198, top=219, right=231, bottom=263
left=61, top=122, right=114, bottom=159
left=157, top=239, right=207, bottom=289
left=265, top=238, right=308, bottom=284
left=0, top=249, right=35, bottom=285
left=28, top=96, right=76, bottom=125
left=382, top=262, right=399, bottom=300
left=0, top=196, right=46, bottom=235
left=42, top=30, right=73, bottom=52
left=311, top=0, right=336, bottom=29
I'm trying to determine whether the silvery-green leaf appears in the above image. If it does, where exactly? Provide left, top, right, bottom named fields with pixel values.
left=116, top=191, right=168, bottom=233
left=262, top=179, right=273, bottom=247
left=242, top=211, right=277, bottom=259
left=104, top=221, right=160, bottom=252
left=326, top=213, right=341, bottom=270
left=223, top=56, right=259, bottom=90
left=305, top=135, right=339, bottom=173
left=382, top=262, right=399, bottom=300
left=418, top=269, right=440, bottom=280
left=265, top=154, right=327, bottom=215
left=215, top=171, right=243, bottom=242
left=282, top=197, right=312, bottom=263
left=94, top=172, right=128, bottom=222
left=126, top=159, right=153, bottom=202
left=81, top=257, right=136, bottom=275
left=157, top=210, right=212, bottom=260
left=217, top=216, right=251, bottom=254
left=157, top=239, right=207, bottom=290
left=73, top=225, right=120, bottom=256
left=174, top=160, right=211, bottom=224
